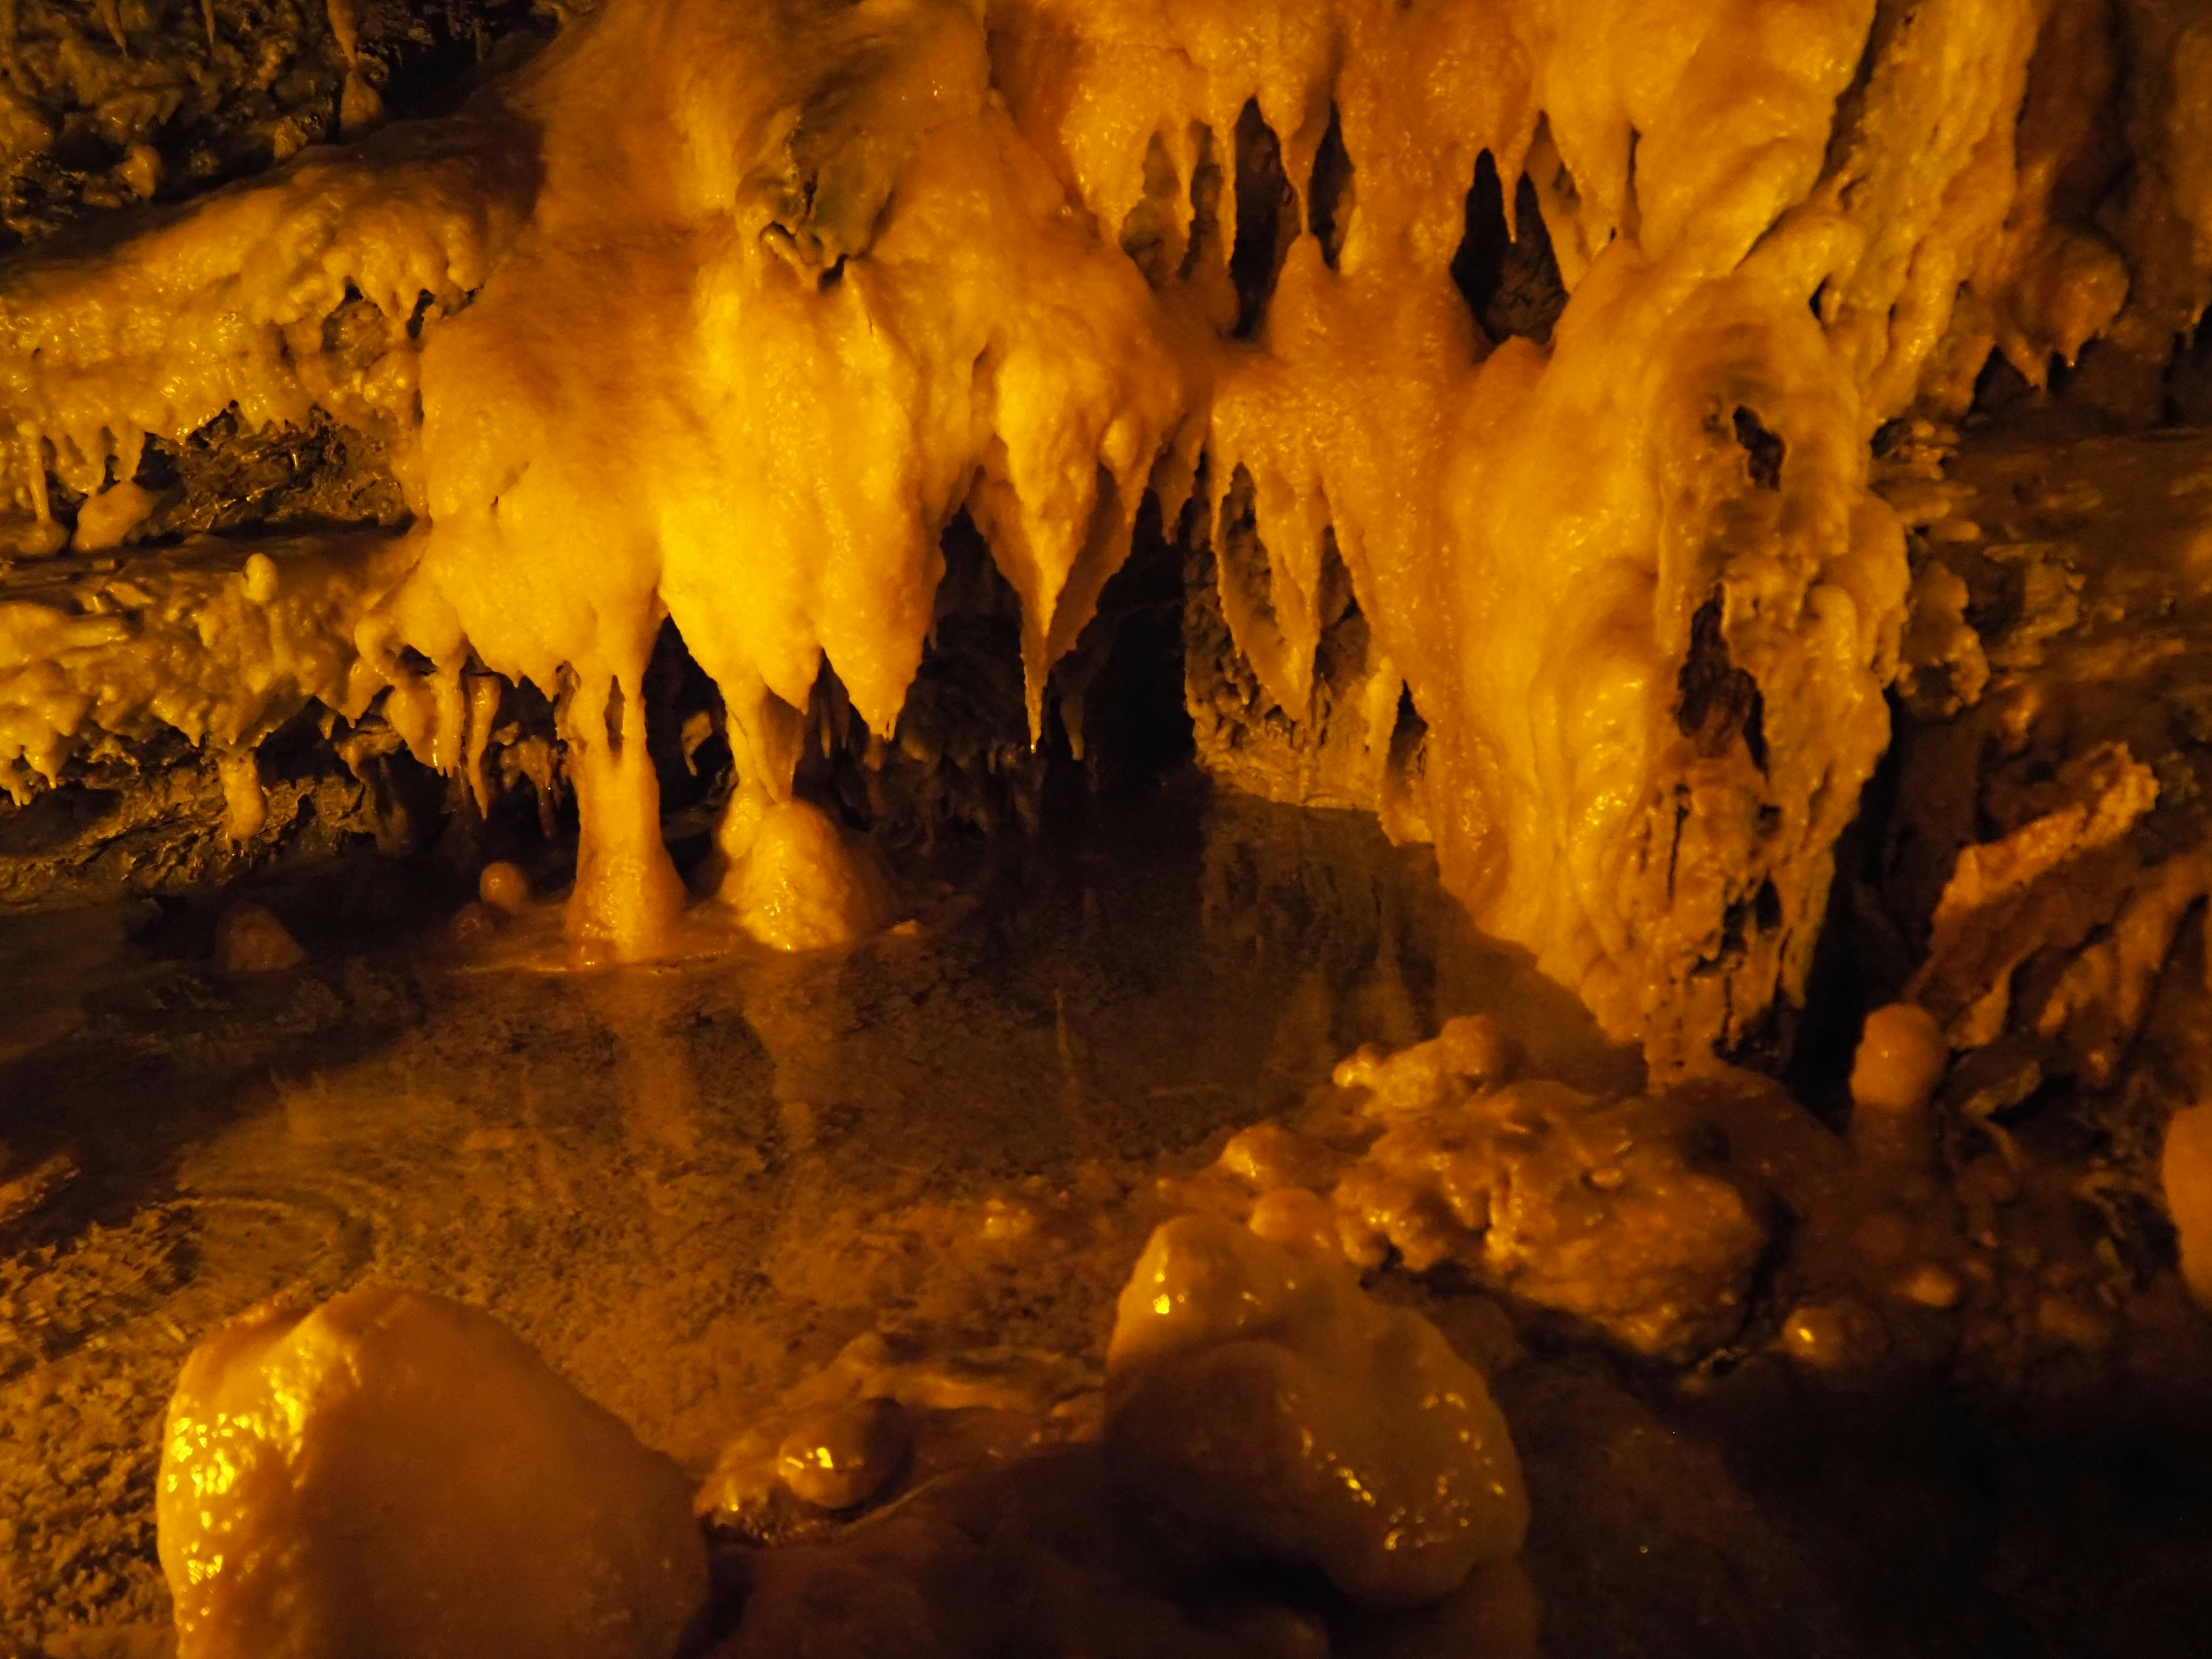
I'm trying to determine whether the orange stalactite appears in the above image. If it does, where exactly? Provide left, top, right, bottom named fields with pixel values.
left=0, top=0, right=2205, bottom=1062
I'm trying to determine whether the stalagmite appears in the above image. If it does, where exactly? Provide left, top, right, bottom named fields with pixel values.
left=561, top=672, right=690, bottom=961
left=1848, top=1001, right=1949, bottom=1168
left=724, top=797, right=896, bottom=952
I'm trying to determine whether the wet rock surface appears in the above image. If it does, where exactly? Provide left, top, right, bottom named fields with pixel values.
left=6, top=789, right=2212, bottom=1656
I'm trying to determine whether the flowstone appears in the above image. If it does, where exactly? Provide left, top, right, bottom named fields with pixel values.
left=2, top=0, right=2202, bottom=1067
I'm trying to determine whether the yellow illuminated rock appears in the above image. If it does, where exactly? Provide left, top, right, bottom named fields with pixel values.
left=1337, top=1078, right=1772, bottom=1359
left=0, top=0, right=2205, bottom=1059
left=156, top=1285, right=709, bottom=1659
left=2163, top=1103, right=2212, bottom=1309
left=775, top=1396, right=913, bottom=1510
left=71, top=480, right=153, bottom=550
left=725, top=798, right=895, bottom=953
left=215, top=751, right=267, bottom=844
left=1781, top=1301, right=1876, bottom=1370
left=1105, top=1213, right=1527, bottom=1606
left=1331, top=1013, right=1521, bottom=1113
left=1850, top=1003, right=1949, bottom=1118
left=477, top=858, right=532, bottom=915
left=564, top=708, right=691, bottom=963
left=1167, top=1029, right=1781, bottom=1361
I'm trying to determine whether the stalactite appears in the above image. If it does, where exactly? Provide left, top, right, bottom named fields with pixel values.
left=0, top=0, right=2205, bottom=1065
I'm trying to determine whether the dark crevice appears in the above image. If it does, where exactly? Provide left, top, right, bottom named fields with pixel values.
left=1119, top=130, right=1187, bottom=290
left=1391, top=682, right=1425, bottom=746
left=1733, top=406, right=1785, bottom=490
left=602, top=676, right=627, bottom=750
left=1720, top=895, right=1751, bottom=957
left=645, top=618, right=725, bottom=818
left=1677, top=594, right=1767, bottom=770
left=2168, top=319, right=2212, bottom=426
left=129, top=406, right=410, bottom=544
left=1216, top=465, right=1278, bottom=632
left=1229, top=100, right=1300, bottom=339
left=1971, top=346, right=2037, bottom=417
left=1180, top=125, right=1226, bottom=283
left=1623, top=129, right=1642, bottom=242
left=1449, top=150, right=1567, bottom=346
left=1784, top=760, right=1895, bottom=1118
left=1871, top=416, right=1915, bottom=458
left=1061, top=491, right=1196, bottom=797
left=1306, top=103, right=1354, bottom=271
left=1753, top=876, right=1783, bottom=931
left=1316, top=529, right=1356, bottom=634
left=789, top=505, right=1196, bottom=849
left=375, top=5, right=556, bottom=122
left=1820, top=10, right=1891, bottom=181
left=1386, top=680, right=1429, bottom=811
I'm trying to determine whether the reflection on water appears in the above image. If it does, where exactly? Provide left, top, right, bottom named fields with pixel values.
left=0, top=785, right=1628, bottom=1645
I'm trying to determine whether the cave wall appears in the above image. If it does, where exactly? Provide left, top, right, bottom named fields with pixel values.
left=0, top=0, right=2207, bottom=1072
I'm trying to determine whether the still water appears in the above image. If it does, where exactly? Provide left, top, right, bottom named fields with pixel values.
left=0, top=786, right=1625, bottom=1649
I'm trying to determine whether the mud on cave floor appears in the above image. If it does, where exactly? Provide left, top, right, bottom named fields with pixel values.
left=2, top=783, right=2211, bottom=1659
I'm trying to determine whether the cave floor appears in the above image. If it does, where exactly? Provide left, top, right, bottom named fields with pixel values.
left=2, top=784, right=2209, bottom=1658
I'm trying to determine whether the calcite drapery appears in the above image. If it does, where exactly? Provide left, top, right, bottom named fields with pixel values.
left=0, top=0, right=2207, bottom=1064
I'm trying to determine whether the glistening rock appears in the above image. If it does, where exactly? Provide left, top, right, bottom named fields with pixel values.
left=157, top=1285, right=709, bottom=1659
